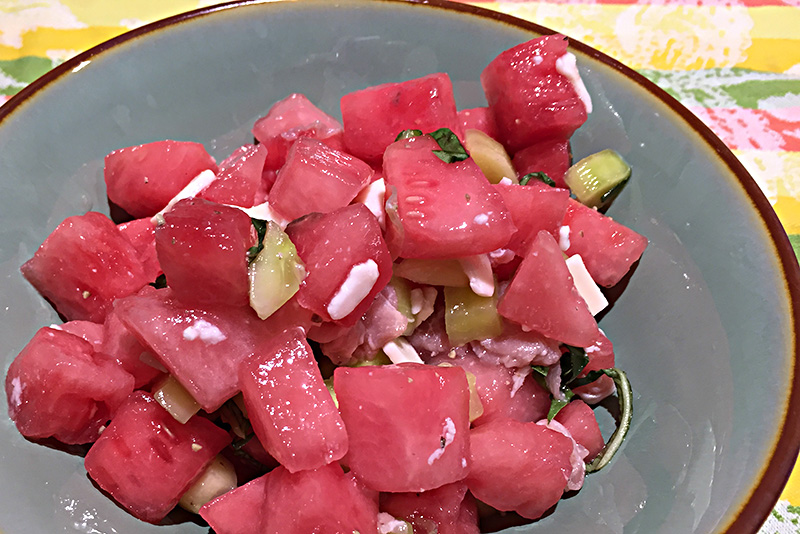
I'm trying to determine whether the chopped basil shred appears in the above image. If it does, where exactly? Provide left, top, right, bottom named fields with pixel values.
left=585, top=368, right=633, bottom=473
left=149, top=273, right=167, bottom=289
left=395, top=129, right=423, bottom=141
left=520, top=172, right=556, bottom=187
left=247, top=218, right=268, bottom=264
left=429, top=128, right=469, bottom=164
left=559, top=345, right=589, bottom=385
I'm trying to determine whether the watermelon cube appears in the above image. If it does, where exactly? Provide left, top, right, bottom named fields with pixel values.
left=269, top=137, right=374, bottom=221
left=498, top=230, right=601, bottom=347
left=554, top=400, right=605, bottom=461
left=252, top=93, right=344, bottom=171
left=84, top=391, right=230, bottom=524
left=334, top=363, right=470, bottom=492
left=198, top=143, right=267, bottom=208
left=102, top=306, right=164, bottom=388
left=5, top=327, right=134, bottom=444
left=493, top=182, right=570, bottom=257
left=117, top=218, right=162, bottom=282
left=513, top=138, right=572, bottom=188
left=466, top=419, right=572, bottom=520
left=380, top=482, right=480, bottom=534
left=383, top=135, right=516, bottom=259
left=457, top=106, right=500, bottom=141
left=286, top=203, right=392, bottom=325
left=21, top=211, right=151, bottom=323
left=239, top=327, right=348, bottom=472
left=56, top=320, right=104, bottom=351
left=113, top=288, right=267, bottom=412
left=105, top=140, right=217, bottom=218
left=481, top=35, right=587, bottom=153
left=561, top=199, right=648, bottom=287
left=341, top=73, right=459, bottom=163
left=155, top=198, right=256, bottom=307
left=199, top=473, right=269, bottom=534
left=262, top=463, right=378, bottom=534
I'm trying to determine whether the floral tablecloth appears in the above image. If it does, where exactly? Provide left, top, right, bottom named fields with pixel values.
left=1, top=0, right=798, bottom=532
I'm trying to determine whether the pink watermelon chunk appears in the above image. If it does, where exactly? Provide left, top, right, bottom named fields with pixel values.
left=513, top=138, right=572, bottom=188
left=335, top=363, right=470, bottom=492
left=457, top=106, right=500, bottom=141
left=269, top=137, right=374, bottom=221
left=113, top=288, right=267, bottom=411
left=252, top=93, right=344, bottom=171
left=84, top=391, right=230, bottom=524
left=286, top=203, right=392, bottom=325
left=561, top=199, right=648, bottom=287
left=21, top=211, right=151, bottom=323
left=155, top=198, right=256, bottom=307
left=5, top=327, right=134, bottom=444
left=583, top=330, right=615, bottom=373
left=466, top=419, right=572, bottom=520
left=554, top=400, right=605, bottom=461
left=493, top=182, right=570, bottom=257
left=380, top=482, right=480, bottom=534
left=238, top=327, right=348, bottom=472
left=199, top=473, right=269, bottom=534
left=383, top=134, right=516, bottom=259
left=341, top=73, right=459, bottom=163
left=117, top=218, right=161, bottom=282
left=105, top=140, right=217, bottom=218
left=481, top=35, right=587, bottom=153
left=102, top=305, right=164, bottom=388
left=57, top=320, right=104, bottom=351
left=199, top=143, right=267, bottom=207
left=498, top=230, right=601, bottom=347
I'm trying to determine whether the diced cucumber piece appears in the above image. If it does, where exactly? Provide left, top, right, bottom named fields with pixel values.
left=464, top=128, right=519, bottom=184
left=346, top=351, right=393, bottom=367
left=393, top=258, right=470, bottom=287
left=444, top=286, right=503, bottom=346
left=153, top=375, right=201, bottom=424
left=564, top=149, right=631, bottom=209
left=324, top=376, right=338, bottom=408
left=248, top=222, right=306, bottom=319
left=389, top=276, right=415, bottom=335
left=440, top=362, right=485, bottom=422
left=178, top=454, right=237, bottom=514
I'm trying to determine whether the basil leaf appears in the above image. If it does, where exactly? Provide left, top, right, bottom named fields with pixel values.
left=560, top=345, right=589, bottom=386
left=429, top=128, right=469, bottom=164
left=149, top=273, right=167, bottom=289
left=531, top=365, right=549, bottom=377
left=395, top=129, right=423, bottom=141
left=247, top=218, right=268, bottom=264
left=570, top=369, right=609, bottom=389
left=547, top=390, right=574, bottom=422
left=520, top=172, right=556, bottom=187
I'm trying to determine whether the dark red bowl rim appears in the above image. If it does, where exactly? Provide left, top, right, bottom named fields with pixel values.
left=1, top=1, right=799, bottom=533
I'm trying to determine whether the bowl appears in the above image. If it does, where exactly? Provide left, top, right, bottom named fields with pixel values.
left=1, top=1, right=799, bottom=533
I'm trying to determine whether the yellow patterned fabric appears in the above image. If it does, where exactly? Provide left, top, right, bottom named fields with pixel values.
left=0, top=0, right=798, bottom=532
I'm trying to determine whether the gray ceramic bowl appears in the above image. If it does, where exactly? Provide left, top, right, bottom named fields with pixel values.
left=1, top=1, right=798, bottom=533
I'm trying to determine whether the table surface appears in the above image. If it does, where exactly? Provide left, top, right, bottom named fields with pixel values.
left=0, top=0, right=798, bottom=532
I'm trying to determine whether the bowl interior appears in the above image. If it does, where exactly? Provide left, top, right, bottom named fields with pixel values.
left=0, top=1, right=797, bottom=533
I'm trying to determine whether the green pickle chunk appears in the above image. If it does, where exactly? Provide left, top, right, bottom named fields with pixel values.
left=444, top=285, right=503, bottom=346
left=564, top=148, right=631, bottom=209
left=248, top=221, right=306, bottom=319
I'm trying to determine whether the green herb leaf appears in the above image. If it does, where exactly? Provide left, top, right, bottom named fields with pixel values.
left=520, top=172, right=556, bottom=187
left=429, top=128, right=469, bottom=164
left=247, top=218, right=268, bottom=264
left=395, top=129, right=423, bottom=141
left=570, top=369, right=607, bottom=389
left=149, top=273, right=167, bottom=289
left=585, top=368, right=633, bottom=473
left=560, top=345, right=589, bottom=386
left=531, top=365, right=549, bottom=377
left=547, top=389, right=575, bottom=421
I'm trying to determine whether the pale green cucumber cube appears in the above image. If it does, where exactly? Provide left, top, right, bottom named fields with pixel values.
left=444, top=286, right=503, bottom=346
left=564, top=149, right=631, bottom=209
left=248, top=221, right=306, bottom=319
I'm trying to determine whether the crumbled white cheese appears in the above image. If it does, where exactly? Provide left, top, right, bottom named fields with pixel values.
left=473, top=213, right=489, bottom=225
left=182, top=318, right=226, bottom=345
left=459, top=254, right=494, bottom=297
left=235, top=201, right=289, bottom=229
left=427, top=417, right=456, bottom=465
left=498, top=176, right=514, bottom=185
left=151, top=169, right=218, bottom=223
left=9, top=377, right=23, bottom=408
left=355, top=178, right=386, bottom=230
left=510, top=366, right=531, bottom=398
left=555, top=52, right=593, bottom=114
left=558, top=225, right=571, bottom=251
left=327, top=259, right=380, bottom=320
left=377, top=513, right=412, bottom=534
left=382, top=338, right=424, bottom=365
left=565, top=254, right=608, bottom=316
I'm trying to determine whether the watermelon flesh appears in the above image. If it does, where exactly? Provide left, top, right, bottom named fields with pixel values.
left=199, top=473, right=269, bottom=534
left=554, top=399, right=605, bottom=461
left=493, top=182, right=570, bottom=257
left=380, top=482, right=480, bottom=534
left=238, top=327, right=348, bottom=472
left=21, top=211, right=152, bottom=323
left=457, top=107, right=500, bottom=141
left=513, top=138, right=572, bottom=188
left=84, top=391, right=230, bottom=524
left=101, top=306, right=164, bottom=388
left=104, top=140, right=217, bottom=218
left=335, top=363, right=470, bottom=492
left=199, top=143, right=267, bottom=208
left=56, top=320, right=104, bottom=350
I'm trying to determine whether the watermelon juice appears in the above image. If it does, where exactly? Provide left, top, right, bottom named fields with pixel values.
left=4, top=33, right=643, bottom=532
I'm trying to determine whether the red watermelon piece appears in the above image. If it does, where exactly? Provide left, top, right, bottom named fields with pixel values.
left=334, top=363, right=470, bottom=492
left=102, top=306, right=164, bottom=389
left=466, top=419, right=572, bottom=520
left=561, top=199, right=648, bottom=287
left=21, top=211, right=151, bottom=323
left=117, top=218, right=161, bottom=282
left=155, top=198, right=255, bottom=307
left=493, top=182, right=570, bottom=257
left=481, top=35, right=587, bottom=153
left=57, top=320, right=104, bottom=351
left=199, top=473, right=269, bottom=534
left=199, top=143, right=267, bottom=208
left=269, top=137, right=374, bottom=221
left=239, top=327, right=348, bottom=472
left=5, top=327, right=134, bottom=444
left=554, top=400, right=605, bottom=461
left=583, top=330, right=615, bottom=373
left=457, top=106, right=500, bottom=141
left=513, top=138, right=571, bottom=188
left=380, top=482, right=479, bottom=534
left=84, top=391, right=230, bottom=524
left=341, top=73, right=459, bottom=163
left=105, top=140, right=217, bottom=218
left=252, top=93, right=344, bottom=171
left=498, top=230, right=601, bottom=347
left=286, top=203, right=392, bottom=325
left=383, top=134, right=516, bottom=259
left=262, top=463, right=378, bottom=534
